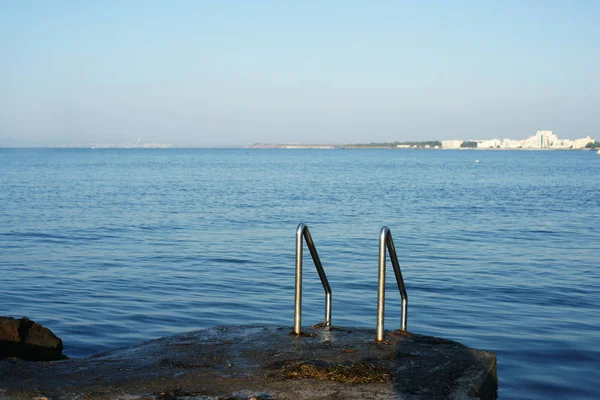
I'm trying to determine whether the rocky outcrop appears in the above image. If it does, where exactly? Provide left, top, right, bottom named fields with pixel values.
left=0, top=316, right=66, bottom=361
left=0, top=325, right=496, bottom=399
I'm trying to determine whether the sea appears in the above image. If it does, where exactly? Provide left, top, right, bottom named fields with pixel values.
left=1, top=148, right=599, bottom=399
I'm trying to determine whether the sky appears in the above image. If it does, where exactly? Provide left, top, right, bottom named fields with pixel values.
left=1, top=0, right=599, bottom=147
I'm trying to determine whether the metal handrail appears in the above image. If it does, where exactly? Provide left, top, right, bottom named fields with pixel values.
left=376, top=226, right=408, bottom=341
left=294, top=223, right=332, bottom=334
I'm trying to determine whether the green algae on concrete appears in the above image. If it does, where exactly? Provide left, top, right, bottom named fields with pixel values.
left=280, top=359, right=391, bottom=384
left=0, top=325, right=497, bottom=399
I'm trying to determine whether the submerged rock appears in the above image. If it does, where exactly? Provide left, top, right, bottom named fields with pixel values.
left=0, top=316, right=66, bottom=361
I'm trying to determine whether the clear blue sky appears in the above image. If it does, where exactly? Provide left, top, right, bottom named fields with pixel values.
left=1, top=0, right=598, bottom=147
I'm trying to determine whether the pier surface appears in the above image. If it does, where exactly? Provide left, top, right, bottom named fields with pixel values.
left=0, top=325, right=497, bottom=399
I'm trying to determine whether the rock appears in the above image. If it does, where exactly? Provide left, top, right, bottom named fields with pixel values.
left=0, top=325, right=496, bottom=399
left=0, top=316, right=66, bottom=361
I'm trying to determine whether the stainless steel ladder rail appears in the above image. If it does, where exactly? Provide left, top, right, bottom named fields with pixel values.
left=294, top=223, right=332, bottom=334
left=376, top=226, right=408, bottom=341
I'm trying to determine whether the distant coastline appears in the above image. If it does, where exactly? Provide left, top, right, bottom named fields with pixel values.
left=42, top=130, right=599, bottom=151
left=52, top=142, right=175, bottom=149
left=246, top=130, right=599, bottom=151
left=245, top=143, right=335, bottom=149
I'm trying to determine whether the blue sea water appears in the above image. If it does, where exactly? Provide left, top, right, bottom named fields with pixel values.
left=1, top=148, right=599, bottom=399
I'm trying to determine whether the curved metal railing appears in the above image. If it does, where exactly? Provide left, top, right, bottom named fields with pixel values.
left=294, top=223, right=332, bottom=334
left=376, top=226, right=408, bottom=341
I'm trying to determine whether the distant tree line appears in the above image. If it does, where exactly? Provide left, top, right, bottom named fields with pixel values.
left=396, top=141, right=442, bottom=147
left=585, top=142, right=600, bottom=149
left=346, top=141, right=442, bottom=148
left=460, top=141, right=478, bottom=148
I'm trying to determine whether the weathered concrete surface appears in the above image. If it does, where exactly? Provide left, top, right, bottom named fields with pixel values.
left=0, top=325, right=497, bottom=400
left=0, top=317, right=65, bottom=361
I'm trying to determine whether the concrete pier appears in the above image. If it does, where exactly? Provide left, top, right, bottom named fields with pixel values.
left=0, top=325, right=497, bottom=399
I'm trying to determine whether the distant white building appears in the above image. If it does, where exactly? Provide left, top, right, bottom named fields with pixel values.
left=517, top=130, right=593, bottom=149
left=477, top=139, right=502, bottom=148
left=573, top=136, right=594, bottom=149
left=549, top=138, right=574, bottom=149
left=522, top=130, right=558, bottom=149
left=430, top=131, right=594, bottom=151
left=442, top=140, right=463, bottom=149
left=501, top=139, right=523, bottom=149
